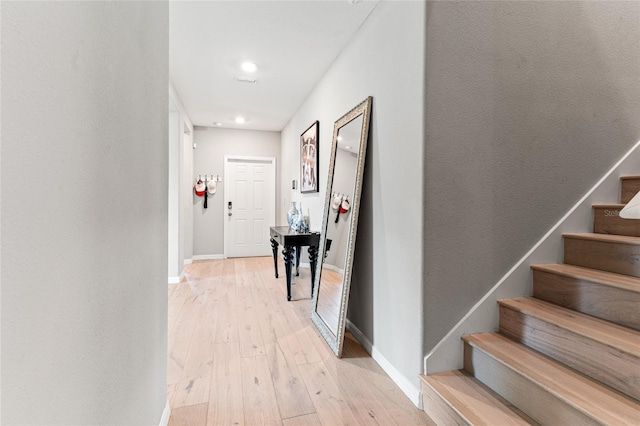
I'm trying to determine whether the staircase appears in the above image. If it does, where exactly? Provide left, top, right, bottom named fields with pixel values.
left=420, top=176, right=640, bottom=425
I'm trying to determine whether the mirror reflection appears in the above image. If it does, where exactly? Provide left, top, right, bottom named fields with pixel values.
left=316, top=115, right=363, bottom=335
left=311, top=96, right=372, bottom=357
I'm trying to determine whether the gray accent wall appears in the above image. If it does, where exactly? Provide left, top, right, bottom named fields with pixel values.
left=423, top=1, right=640, bottom=352
left=281, top=1, right=427, bottom=393
left=192, top=127, right=281, bottom=257
left=1, top=1, right=169, bottom=424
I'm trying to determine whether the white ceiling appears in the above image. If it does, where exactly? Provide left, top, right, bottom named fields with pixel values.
left=169, top=0, right=379, bottom=131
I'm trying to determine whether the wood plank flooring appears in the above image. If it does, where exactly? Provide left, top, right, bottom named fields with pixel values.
left=168, top=257, right=433, bottom=426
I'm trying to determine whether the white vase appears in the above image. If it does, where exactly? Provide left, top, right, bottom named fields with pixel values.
left=287, top=202, right=298, bottom=227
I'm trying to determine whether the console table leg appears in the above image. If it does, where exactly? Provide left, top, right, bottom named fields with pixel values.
left=270, top=238, right=279, bottom=278
left=308, top=244, right=319, bottom=298
left=295, top=245, right=301, bottom=277
left=283, top=246, right=294, bottom=301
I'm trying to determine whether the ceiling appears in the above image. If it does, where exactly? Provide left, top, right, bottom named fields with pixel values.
left=169, top=1, right=379, bottom=132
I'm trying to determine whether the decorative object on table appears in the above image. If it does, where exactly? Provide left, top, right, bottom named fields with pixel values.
left=300, top=121, right=319, bottom=193
left=194, top=179, right=205, bottom=196
left=287, top=201, right=299, bottom=227
left=292, top=203, right=308, bottom=233
left=620, top=191, right=640, bottom=219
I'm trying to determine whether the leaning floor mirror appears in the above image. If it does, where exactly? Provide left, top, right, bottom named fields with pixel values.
left=311, top=96, right=372, bottom=356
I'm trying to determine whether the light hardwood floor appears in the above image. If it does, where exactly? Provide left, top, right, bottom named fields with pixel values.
left=168, top=257, right=434, bottom=426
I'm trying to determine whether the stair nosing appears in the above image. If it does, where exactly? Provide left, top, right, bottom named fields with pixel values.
left=593, top=204, right=626, bottom=208
left=563, top=232, right=640, bottom=244
left=498, top=297, right=640, bottom=355
left=531, top=263, right=640, bottom=293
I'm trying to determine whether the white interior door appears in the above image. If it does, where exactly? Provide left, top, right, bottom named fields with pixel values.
left=224, top=156, right=276, bottom=258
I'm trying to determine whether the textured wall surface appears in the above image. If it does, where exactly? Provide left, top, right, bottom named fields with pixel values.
left=424, top=1, right=640, bottom=352
left=1, top=2, right=169, bottom=423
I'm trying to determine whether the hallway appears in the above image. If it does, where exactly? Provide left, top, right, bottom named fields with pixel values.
left=167, top=257, right=433, bottom=425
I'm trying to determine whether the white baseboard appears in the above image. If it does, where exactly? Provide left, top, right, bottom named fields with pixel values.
left=159, top=400, right=171, bottom=426
left=424, top=139, right=640, bottom=375
left=346, top=320, right=422, bottom=409
left=183, top=258, right=193, bottom=265
left=192, top=254, right=224, bottom=261
left=168, top=271, right=184, bottom=284
left=323, top=263, right=344, bottom=275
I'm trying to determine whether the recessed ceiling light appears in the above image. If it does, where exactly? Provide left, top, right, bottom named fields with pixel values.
left=235, top=116, right=246, bottom=124
left=345, top=145, right=352, bottom=150
left=213, top=122, right=222, bottom=127
left=241, top=61, right=257, bottom=73
left=337, top=136, right=343, bottom=141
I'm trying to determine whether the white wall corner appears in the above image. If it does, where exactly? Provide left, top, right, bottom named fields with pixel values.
left=423, top=140, right=640, bottom=375
left=159, top=400, right=171, bottom=426
left=168, top=271, right=184, bottom=285
left=347, top=320, right=423, bottom=409
left=184, top=258, right=193, bottom=265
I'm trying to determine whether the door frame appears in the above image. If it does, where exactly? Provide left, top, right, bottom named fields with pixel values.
left=223, top=155, right=277, bottom=258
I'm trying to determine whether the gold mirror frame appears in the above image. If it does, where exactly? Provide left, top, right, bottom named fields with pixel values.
left=311, top=96, right=372, bottom=356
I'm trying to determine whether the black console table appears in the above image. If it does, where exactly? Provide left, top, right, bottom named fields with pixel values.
left=269, top=226, right=320, bottom=301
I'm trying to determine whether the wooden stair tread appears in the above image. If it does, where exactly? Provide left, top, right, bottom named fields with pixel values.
left=621, top=176, right=640, bottom=180
left=563, top=233, right=640, bottom=244
left=531, top=264, right=640, bottom=294
left=420, top=371, right=536, bottom=425
left=498, top=297, right=640, bottom=355
left=463, top=333, right=640, bottom=424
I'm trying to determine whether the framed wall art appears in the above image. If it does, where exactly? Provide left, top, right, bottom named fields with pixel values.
left=300, top=121, right=319, bottom=193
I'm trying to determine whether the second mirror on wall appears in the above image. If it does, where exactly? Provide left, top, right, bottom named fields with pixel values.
left=311, top=96, right=372, bottom=357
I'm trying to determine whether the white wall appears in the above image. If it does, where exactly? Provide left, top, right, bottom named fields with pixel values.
left=168, top=107, right=181, bottom=279
left=1, top=2, right=169, bottom=424
left=168, top=83, right=194, bottom=276
left=280, top=1, right=426, bottom=401
left=182, top=131, right=194, bottom=262
left=192, top=127, right=281, bottom=257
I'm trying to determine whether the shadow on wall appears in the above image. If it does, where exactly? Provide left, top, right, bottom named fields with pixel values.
left=347, top=109, right=383, bottom=347
left=423, top=1, right=640, bottom=353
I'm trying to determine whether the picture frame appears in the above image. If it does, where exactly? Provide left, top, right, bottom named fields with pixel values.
left=300, top=120, right=319, bottom=193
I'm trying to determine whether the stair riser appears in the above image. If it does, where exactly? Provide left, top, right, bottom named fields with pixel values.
left=621, top=178, right=640, bottom=204
left=463, top=342, right=598, bottom=425
left=593, top=206, right=640, bottom=237
left=499, top=306, right=640, bottom=401
left=532, top=269, right=640, bottom=331
left=564, top=237, right=640, bottom=277
left=421, top=381, right=470, bottom=426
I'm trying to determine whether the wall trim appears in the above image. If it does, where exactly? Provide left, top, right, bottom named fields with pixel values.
left=192, top=254, right=224, bottom=261
left=424, top=140, right=640, bottom=375
left=168, top=271, right=184, bottom=285
left=346, top=320, right=423, bottom=409
left=159, top=400, right=171, bottom=426
left=184, top=258, right=193, bottom=265
left=323, top=263, right=345, bottom=275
